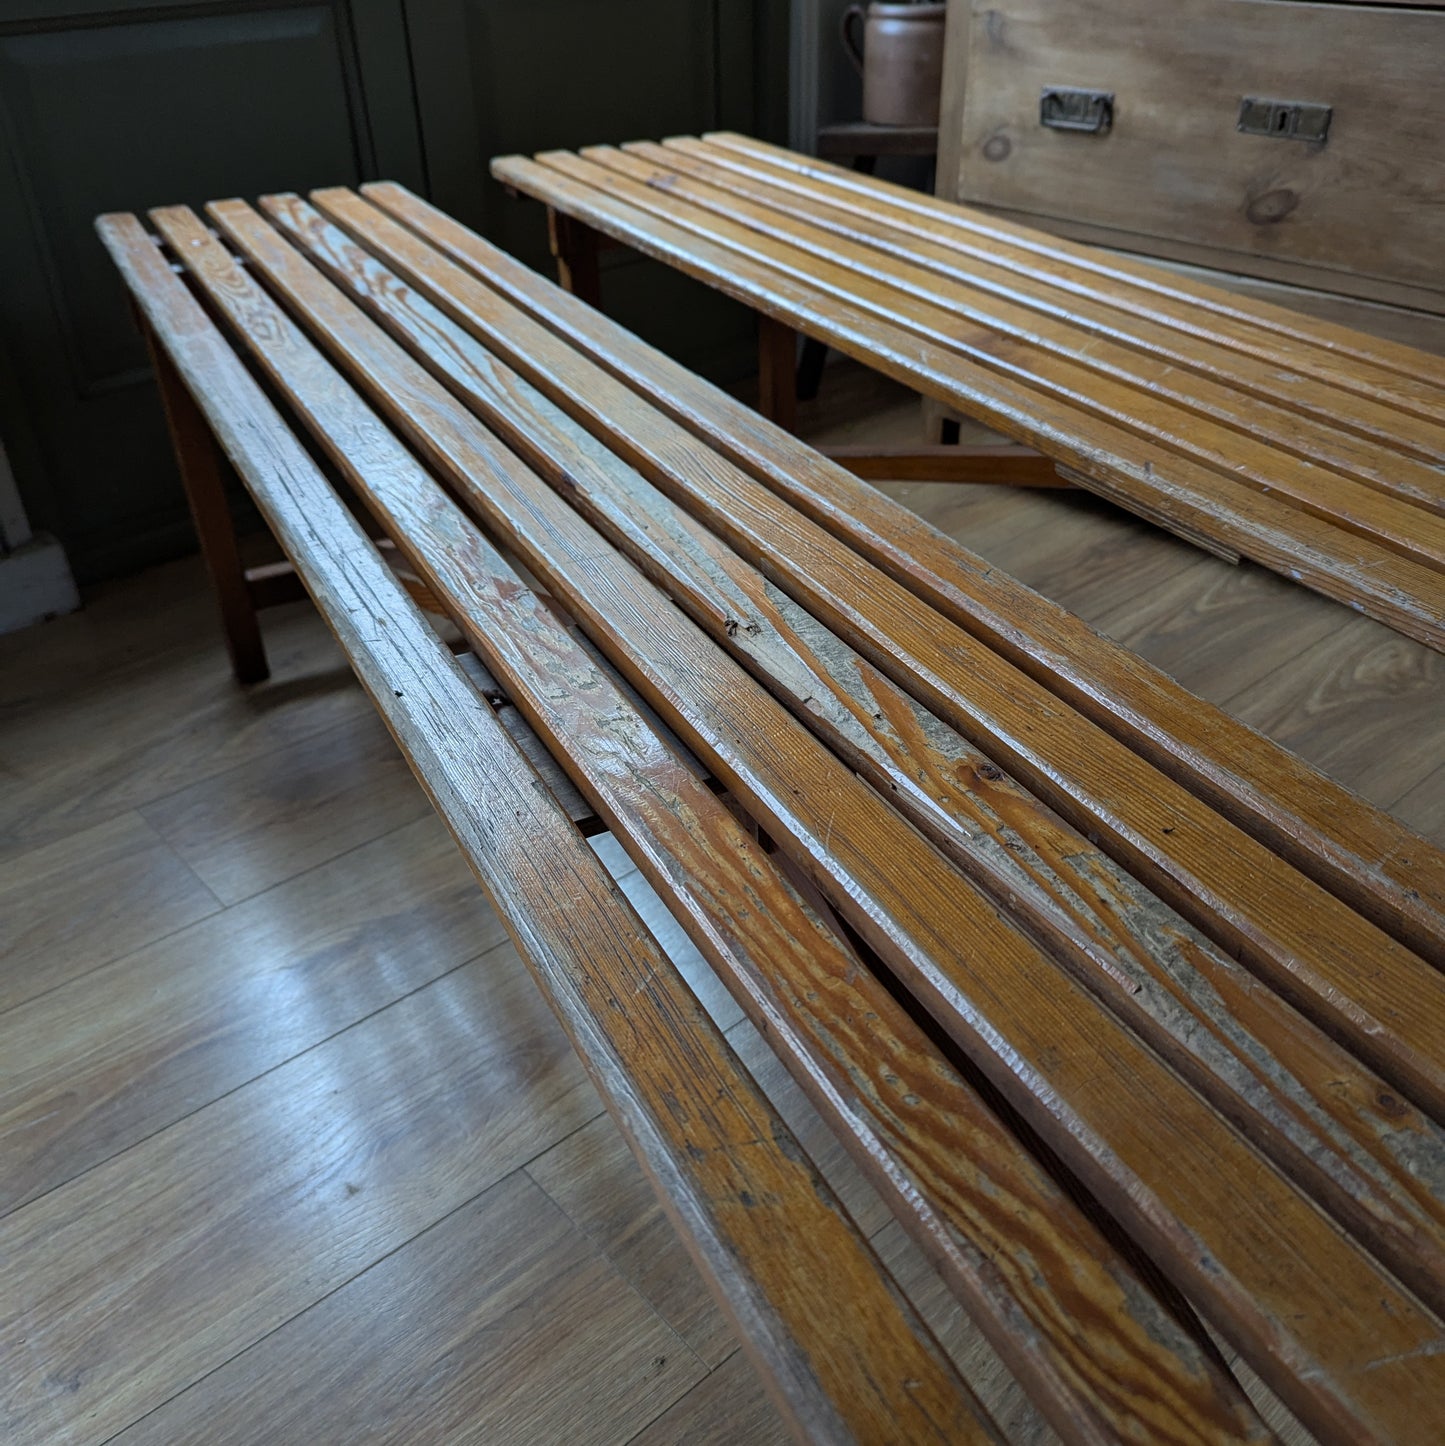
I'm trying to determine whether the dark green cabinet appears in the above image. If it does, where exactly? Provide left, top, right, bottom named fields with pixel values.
left=0, top=0, right=785, bottom=584
left=0, top=0, right=425, bottom=582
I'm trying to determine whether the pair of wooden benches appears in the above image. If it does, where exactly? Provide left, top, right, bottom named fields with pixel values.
left=99, top=164, right=1445, bottom=1444
left=495, top=132, right=1445, bottom=654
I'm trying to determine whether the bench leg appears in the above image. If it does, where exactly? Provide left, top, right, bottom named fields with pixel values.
left=757, top=315, right=799, bottom=434
left=796, top=336, right=829, bottom=401
left=143, top=322, right=269, bottom=685
left=547, top=208, right=603, bottom=308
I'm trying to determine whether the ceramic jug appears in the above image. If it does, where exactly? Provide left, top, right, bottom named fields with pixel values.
left=842, top=2, right=947, bottom=127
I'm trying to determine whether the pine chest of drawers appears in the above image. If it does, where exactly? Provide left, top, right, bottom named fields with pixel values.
left=938, top=0, right=1445, bottom=350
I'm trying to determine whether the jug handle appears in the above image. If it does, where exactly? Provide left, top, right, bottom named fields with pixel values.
left=841, top=5, right=866, bottom=75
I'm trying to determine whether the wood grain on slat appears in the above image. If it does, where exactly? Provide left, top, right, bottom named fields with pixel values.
left=1051, top=463, right=1246, bottom=563
left=637, top=138, right=1445, bottom=521
left=704, top=131, right=1445, bottom=398
left=192, top=197, right=1445, bottom=1446
left=100, top=208, right=996, bottom=1446
left=362, top=180, right=1445, bottom=968
left=308, top=187, right=1445, bottom=1131
left=162, top=202, right=1270, bottom=1445
left=264, top=187, right=1445, bottom=1316
left=487, top=149, right=1445, bottom=650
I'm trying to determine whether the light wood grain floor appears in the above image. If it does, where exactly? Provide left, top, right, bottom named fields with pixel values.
left=1, top=363, right=1438, bottom=1445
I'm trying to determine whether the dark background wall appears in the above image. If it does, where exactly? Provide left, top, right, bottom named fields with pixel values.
left=0, top=0, right=787, bottom=584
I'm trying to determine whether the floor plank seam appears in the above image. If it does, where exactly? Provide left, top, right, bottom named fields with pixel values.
left=620, top=1347, right=752, bottom=1445
left=520, top=1159, right=715, bottom=1376
left=86, top=1166, right=537, bottom=1446
left=0, top=940, right=505, bottom=1226
left=0, top=671, right=374, bottom=864
left=128, top=705, right=411, bottom=839
left=0, top=809, right=452, bottom=1025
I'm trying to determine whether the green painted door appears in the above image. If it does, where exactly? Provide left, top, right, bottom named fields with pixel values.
left=408, top=0, right=787, bottom=373
left=0, top=0, right=786, bottom=585
left=0, top=0, right=425, bottom=583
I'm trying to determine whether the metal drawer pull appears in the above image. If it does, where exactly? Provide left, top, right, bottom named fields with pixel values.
left=1040, top=87, right=1114, bottom=135
left=1238, top=98, right=1332, bottom=143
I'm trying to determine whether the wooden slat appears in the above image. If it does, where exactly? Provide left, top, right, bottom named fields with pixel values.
left=660, top=136, right=1445, bottom=519
left=822, top=443, right=1068, bottom=486
left=311, top=186, right=1445, bottom=1130
left=558, top=144, right=1445, bottom=578
left=157, top=203, right=1270, bottom=1444
left=360, top=178, right=1445, bottom=969
left=98, top=208, right=995, bottom=1446
left=489, top=152, right=1445, bottom=651
left=195, top=195, right=1445, bottom=1446
left=266, top=186, right=1445, bottom=1317
left=1050, top=463, right=1246, bottom=563
left=697, top=131, right=1445, bottom=445
left=705, top=132, right=1445, bottom=399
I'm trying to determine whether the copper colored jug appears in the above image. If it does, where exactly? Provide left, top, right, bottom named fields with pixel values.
left=842, top=2, right=947, bottom=127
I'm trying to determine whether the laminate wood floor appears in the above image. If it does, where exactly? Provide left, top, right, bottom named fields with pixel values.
left=1, top=361, right=1438, bottom=1444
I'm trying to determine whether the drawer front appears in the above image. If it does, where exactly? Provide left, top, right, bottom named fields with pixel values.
left=952, top=0, right=1445, bottom=301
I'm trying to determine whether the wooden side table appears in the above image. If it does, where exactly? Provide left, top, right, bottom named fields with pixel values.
left=814, top=120, right=938, bottom=174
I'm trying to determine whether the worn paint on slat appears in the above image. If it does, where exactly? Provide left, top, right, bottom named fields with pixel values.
left=360, top=179, right=1445, bottom=967
left=488, top=150, right=1445, bottom=649
left=311, top=185, right=1445, bottom=1135
left=265, top=185, right=1445, bottom=1319
left=195, top=196, right=1445, bottom=1446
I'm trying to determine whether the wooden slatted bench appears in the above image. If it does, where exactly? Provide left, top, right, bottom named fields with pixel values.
left=491, top=133, right=1445, bottom=654
left=97, top=182, right=1445, bottom=1445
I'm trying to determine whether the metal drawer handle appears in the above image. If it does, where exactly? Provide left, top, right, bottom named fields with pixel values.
left=1238, top=98, right=1332, bottom=143
left=1040, top=88, right=1114, bottom=135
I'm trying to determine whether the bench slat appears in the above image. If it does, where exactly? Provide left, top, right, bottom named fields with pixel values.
left=489, top=150, right=1445, bottom=651
left=359, top=178, right=1445, bottom=970
left=705, top=132, right=1445, bottom=401
left=154, top=204, right=1273, bottom=1444
left=194, top=196, right=1445, bottom=1446
left=312, top=188, right=1445, bottom=1133
left=265, top=186, right=1445, bottom=1315
left=98, top=208, right=996, bottom=1446
left=569, top=144, right=1445, bottom=577
left=653, top=136, right=1445, bottom=510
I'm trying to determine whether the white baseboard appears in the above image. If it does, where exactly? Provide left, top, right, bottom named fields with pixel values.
left=0, top=533, right=81, bottom=635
